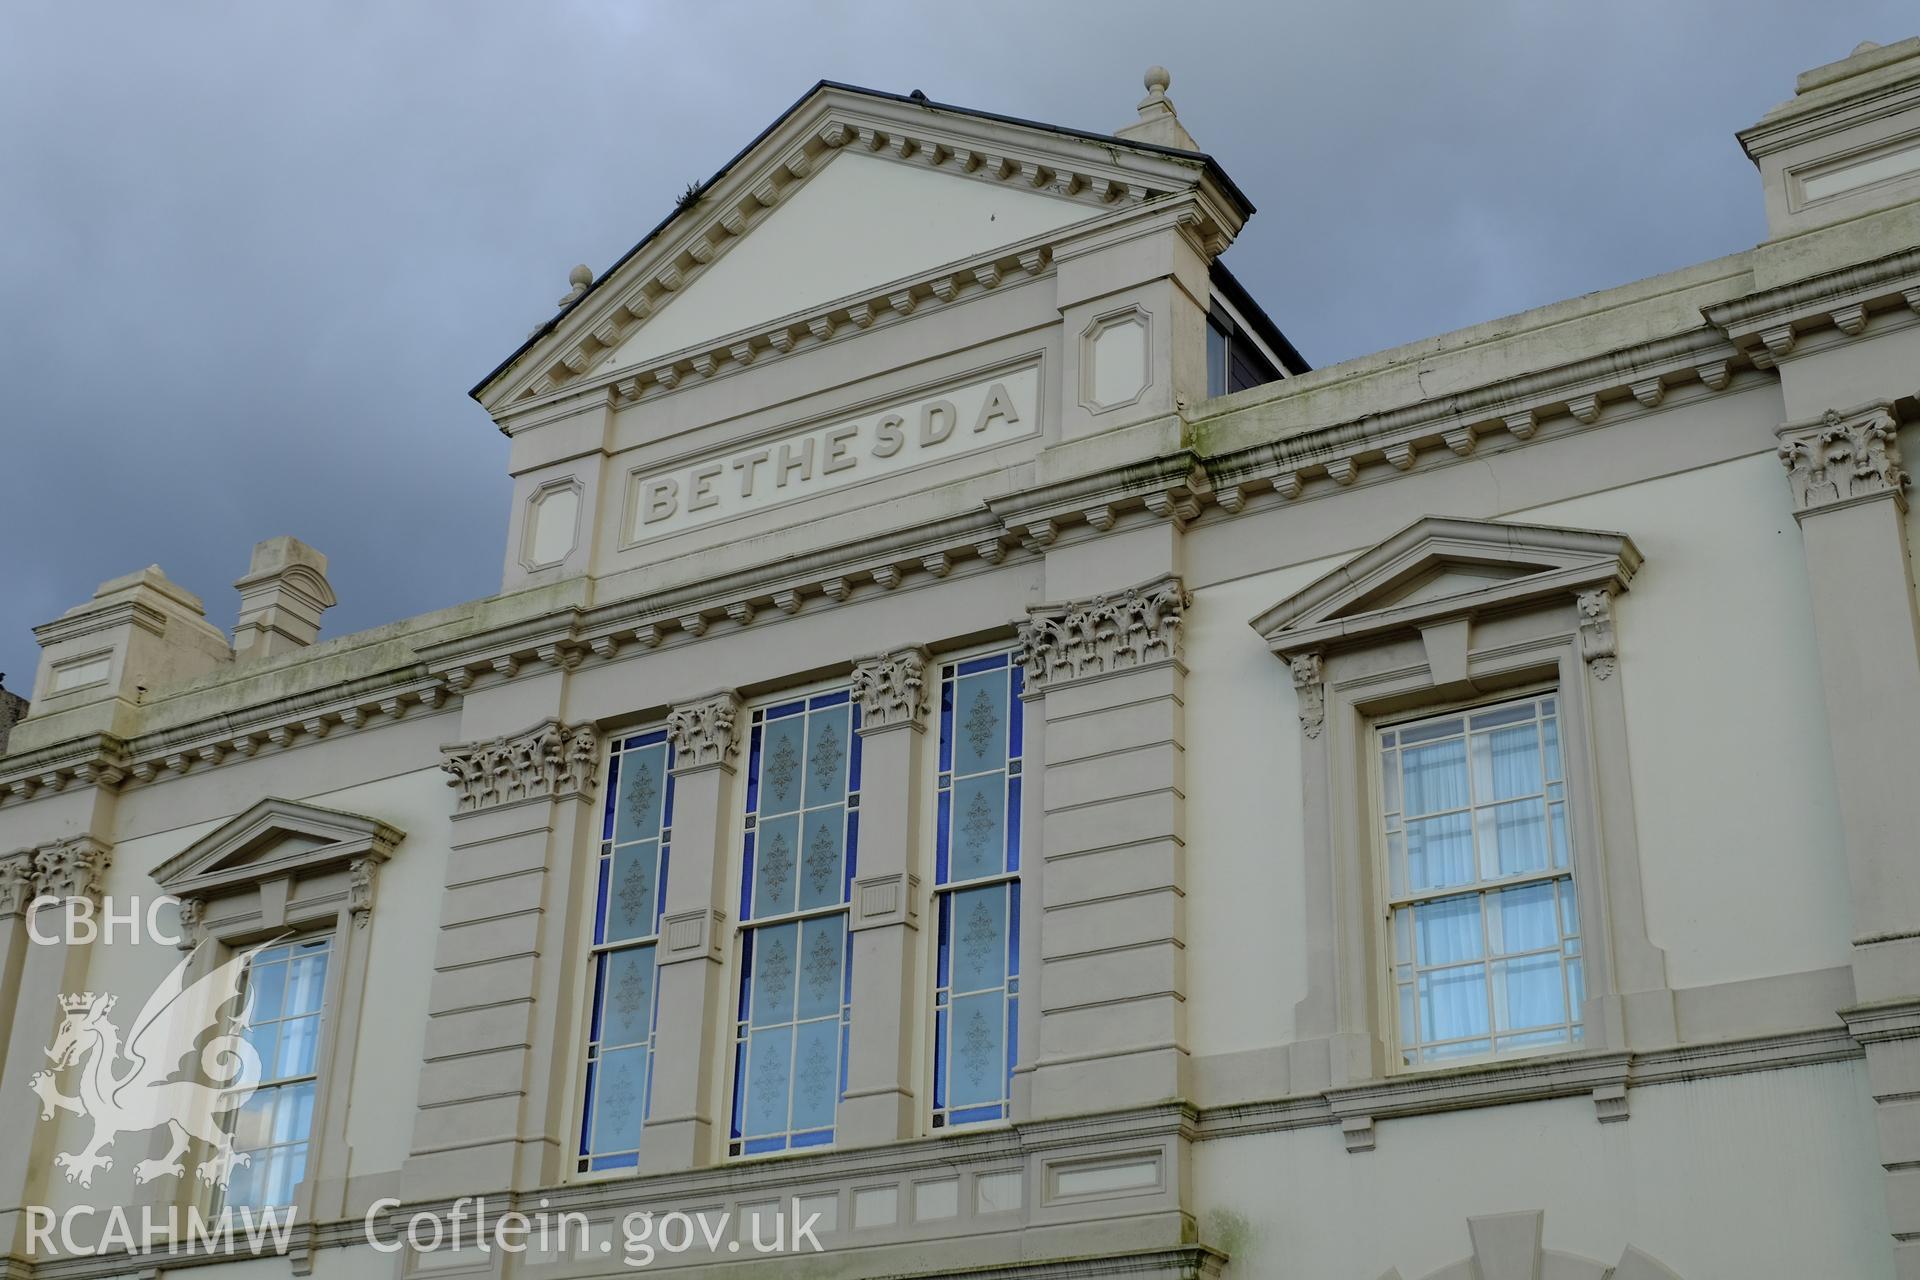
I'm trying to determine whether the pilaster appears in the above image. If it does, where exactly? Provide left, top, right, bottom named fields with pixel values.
left=402, top=718, right=599, bottom=1199
left=640, top=691, right=742, bottom=1172
left=0, top=837, right=112, bottom=1263
left=1019, top=576, right=1191, bottom=1117
left=840, top=648, right=929, bottom=1144
left=1777, top=400, right=1920, bottom=1275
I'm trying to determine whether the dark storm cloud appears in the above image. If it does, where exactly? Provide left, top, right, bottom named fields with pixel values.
left=0, top=1, right=1906, bottom=688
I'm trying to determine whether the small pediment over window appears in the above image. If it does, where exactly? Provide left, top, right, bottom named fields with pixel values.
left=152, top=797, right=403, bottom=902
left=1250, top=515, right=1641, bottom=657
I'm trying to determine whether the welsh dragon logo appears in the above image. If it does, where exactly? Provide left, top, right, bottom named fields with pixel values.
left=29, top=941, right=268, bottom=1189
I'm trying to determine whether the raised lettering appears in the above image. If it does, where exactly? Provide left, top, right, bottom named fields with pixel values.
left=732, top=449, right=771, bottom=498
left=776, top=438, right=815, bottom=487
left=688, top=462, right=723, bottom=511
left=872, top=414, right=906, bottom=458
left=823, top=423, right=860, bottom=474
left=974, top=382, right=1020, bottom=432
left=642, top=477, right=679, bottom=524
left=920, top=399, right=957, bottom=447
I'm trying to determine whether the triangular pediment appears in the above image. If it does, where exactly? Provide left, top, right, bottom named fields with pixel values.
left=475, top=81, right=1246, bottom=413
left=1252, top=516, right=1641, bottom=654
left=153, top=797, right=403, bottom=899
left=606, top=149, right=1091, bottom=373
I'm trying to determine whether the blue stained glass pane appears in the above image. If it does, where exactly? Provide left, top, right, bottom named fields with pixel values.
left=749, top=922, right=799, bottom=1027
left=812, top=689, right=850, bottom=709
left=950, top=773, right=1007, bottom=881
left=604, top=841, right=659, bottom=942
left=745, top=724, right=763, bottom=813
left=948, top=991, right=1006, bottom=1107
left=933, top=1007, right=949, bottom=1107
left=759, top=717, right=806, bottom=813
left=602, top=754, right=620, bottom=840
left=803, top=705, right=851, bottom=809
left=848, top=711, right=862, bottom=791
left=936, top=893, right=951, bottom=986
left=591, top=1152, right=639, bottom=1172
left=1005, top=776, right=1022, bottom=872
left=1007, top=992, right=1018, bottom=1078
left=743, top=1027, right=793, bottom=1137
left=768, top=698, right=808, bottom=719
left=600, top=945, right=656, bottom=1048
left=613, top=743, right=668, bottom=844
left=656, top=847, right=671, bottom=922
left=796, top=916, right=845, bottom=1020
left=844, top=811, right=859, bottom=888
left=797, top=808, right=845, bottom=911
left=752, top=815, right=800, bottom=918
left=952, top=672, right=1009, bottom=776
left=1008, top=884, right=1022, bottom=978
left=957, top=654, right=1004, bottom=676
left=730, top=1041, right=747, bottom=1139
left=592, top=1045, right=649, bottom=1155
left=939, top=678, right=954, bottom=772
left=578, top=1060, right=597, bottom=1156
left=588, top=953, right=607, bottom=1040
left=949, top=885, right=1008, bottom=993
left=662, top=769, right=675, bottom=828
left=739, top=832, right=756, bottom=920
left=789, top=1020, right=840, bottom=1131
left=1008, top=669, right=1024, bottom=754
left=935, top=789, right=952, bottom=884
left=593, top=858, right=610, bottom=945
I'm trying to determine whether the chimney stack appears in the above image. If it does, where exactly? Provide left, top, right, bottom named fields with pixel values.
left=233, top=536, right=337, bottom=660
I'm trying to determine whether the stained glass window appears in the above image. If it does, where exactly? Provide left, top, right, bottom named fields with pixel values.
left=578, top=728, right=674, bottom=1173
left=1378, top=694, right=1583, bottom=1066
left=223, top=936, right=331, bottom=1210
left=731, top=688, right=860, bottom=1156
left=933, top=652, right=1022, bottom=1127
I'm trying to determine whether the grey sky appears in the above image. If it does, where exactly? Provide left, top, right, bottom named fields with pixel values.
left=0, top=2, right=1905, bottom=690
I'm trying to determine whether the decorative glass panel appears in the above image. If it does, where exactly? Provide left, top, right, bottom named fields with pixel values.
left=1379, top=694, right=1582, bottom=1066
left=579, top=728, right=674, bottom=1173
left=222, top=936, right=332, bottom=1212
left=933, top=652, right=1023, bottom=1128
left=732, top=690, right=860, bottom=1155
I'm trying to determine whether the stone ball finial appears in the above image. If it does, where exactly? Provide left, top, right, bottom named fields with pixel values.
left=1144, top=66, right=1171, bottom=96
left=568, top=264, right=593, bottom=289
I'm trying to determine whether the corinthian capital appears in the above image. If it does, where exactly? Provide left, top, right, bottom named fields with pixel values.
left=852, top=647, right=929, bottom=731
left=1777, top=403, right=1909, bottom=516
left=0, top=853, right=35, bottom=918
left=667, top=691, right=744, bottom=769
left=31, top=836, right=113, bottom=905
left=1017, top=575, right=1191, bottom=692
left=441, top=719, right=600, bottom=813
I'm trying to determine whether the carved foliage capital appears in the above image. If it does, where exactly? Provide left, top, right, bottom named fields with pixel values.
left=1017, top=575, right=1191, bottom=692
left=0, top=852, right=36, bottom=918
left=667, top=692, right=743, bottom=769
left=14, top=837, right=114, bottom=909
left=852, top=648, right=929, bottom=730
left=1777, top=404, right=1909, bottom=515
left=441, top=719, right=599, bottom=813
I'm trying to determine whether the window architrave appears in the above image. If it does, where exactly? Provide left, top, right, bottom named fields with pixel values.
left=148, top=798, right=402, bottom=1232
left=1250, top=516, right=1672, bottom=1089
